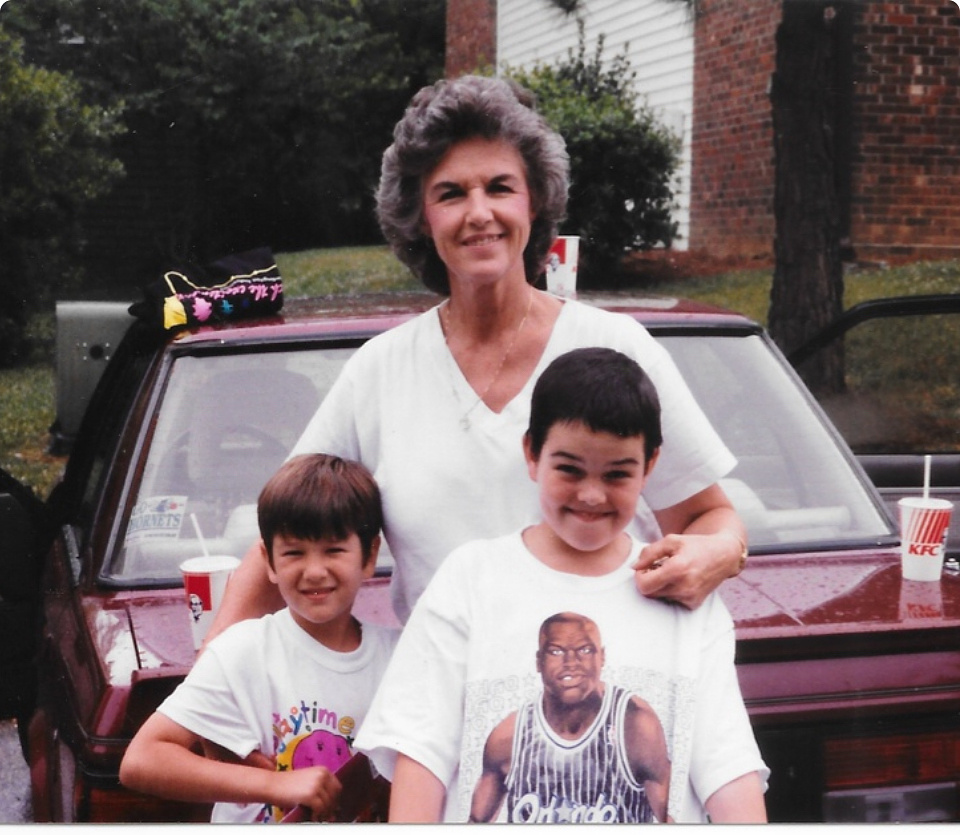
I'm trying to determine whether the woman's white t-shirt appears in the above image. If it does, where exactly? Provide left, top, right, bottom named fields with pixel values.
left=292, top=299, right=734, bottom=623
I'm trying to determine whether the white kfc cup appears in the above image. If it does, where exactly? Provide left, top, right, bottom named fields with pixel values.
left=179, top=555, right=240, bottom=649
left=546, top=236, right=579, bottom=298
left=898, top=497, right=953, bottom=582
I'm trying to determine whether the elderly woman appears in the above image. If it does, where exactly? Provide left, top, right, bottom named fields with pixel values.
left=208, top=75, right=746, bottom=635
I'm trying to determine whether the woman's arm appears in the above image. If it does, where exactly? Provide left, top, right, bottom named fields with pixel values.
left=704, top=772, right=767, bottom=823
left=389, top=753, right=447, bottom=822
left=634, top=484, right=747, bottom=609
left=120, top=712, right=341, bottom=818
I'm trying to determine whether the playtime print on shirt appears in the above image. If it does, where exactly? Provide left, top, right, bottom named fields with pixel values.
left=257, top=699, right=358, bottom=822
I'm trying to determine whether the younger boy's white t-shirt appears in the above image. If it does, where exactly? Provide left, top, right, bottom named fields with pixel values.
left=157, top=608, right=398, bottom=823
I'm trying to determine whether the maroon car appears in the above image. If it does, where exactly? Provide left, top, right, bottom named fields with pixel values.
left=1, top=291, right=958, bottom=822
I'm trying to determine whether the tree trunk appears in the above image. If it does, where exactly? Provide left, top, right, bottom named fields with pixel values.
left=769, top=1, right=845, bottom=395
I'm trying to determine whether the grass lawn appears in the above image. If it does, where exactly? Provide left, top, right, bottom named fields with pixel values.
left=276, top=246, right=422, bottom=296
left=638, top=257, right=960, bottom=328
left=2, top=246, right=958, bottom=497
left=0, top=364, right=58, bottom=497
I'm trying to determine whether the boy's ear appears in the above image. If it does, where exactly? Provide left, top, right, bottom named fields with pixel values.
left=363, top=535, right=381, bottom=578
left=261, top=539, right=279, bottom=585
left=522, top=433, right=539, bottom=481
left=645, top=447, right=661, bottom=478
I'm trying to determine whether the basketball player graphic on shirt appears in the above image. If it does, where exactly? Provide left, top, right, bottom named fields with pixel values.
left=470, top=612, right=672, bottom=823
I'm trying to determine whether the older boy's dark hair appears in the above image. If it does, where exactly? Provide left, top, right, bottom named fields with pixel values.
left=526, top=347, right=662, bottom=462
left=258, top=454, right=383, bottom=567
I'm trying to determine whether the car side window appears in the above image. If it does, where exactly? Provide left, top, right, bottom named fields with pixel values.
left=800, top=313, right=960, bottom=455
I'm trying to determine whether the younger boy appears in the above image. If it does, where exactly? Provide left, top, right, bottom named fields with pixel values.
left=355, top=347, right=768, bottom=823
left=120, top=454, right=398, bottom=823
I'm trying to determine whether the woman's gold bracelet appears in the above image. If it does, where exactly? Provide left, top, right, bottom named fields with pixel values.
left=722, top=531, right=749, bottom=577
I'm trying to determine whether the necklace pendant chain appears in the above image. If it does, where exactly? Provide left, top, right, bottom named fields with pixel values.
left=442, top=287, right=535, bottom=431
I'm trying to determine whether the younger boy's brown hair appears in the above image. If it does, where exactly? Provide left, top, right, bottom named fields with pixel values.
left=257, top=454, right=383, bottom=567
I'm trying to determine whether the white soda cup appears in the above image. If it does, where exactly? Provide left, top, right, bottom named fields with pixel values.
left=898, top=497, right=952, bottom=582
left=546, top=236, right=579, bottom=299
left=179, top=555, right=240, bottom=649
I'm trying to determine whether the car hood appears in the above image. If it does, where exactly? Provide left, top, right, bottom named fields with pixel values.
left=722, top=547, right=960, bottom=643
left=724, top=547, right=960, bottom=719
left=86, top=550, right=960, bottom=686
left=85, top=579, right=399, bottom=686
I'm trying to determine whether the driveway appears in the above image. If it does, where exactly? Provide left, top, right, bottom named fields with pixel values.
left=0, top=721, right=30, bottom=823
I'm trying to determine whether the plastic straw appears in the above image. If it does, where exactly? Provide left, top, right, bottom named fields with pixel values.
left=191, top=513, right=211, bottom=558
left=923, top=454, right=931, bottom=501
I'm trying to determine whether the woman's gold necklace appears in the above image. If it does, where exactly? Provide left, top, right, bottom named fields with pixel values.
left=440, top=287, right=535, bottom=431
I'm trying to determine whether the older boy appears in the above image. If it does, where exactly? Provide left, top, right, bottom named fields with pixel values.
left=355, top=348, right=768, bottom=823
left=120, top=454, right=398, bottom=823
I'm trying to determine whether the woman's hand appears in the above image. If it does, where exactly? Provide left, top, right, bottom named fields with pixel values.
left=632, top=531, right=744, bottom=610
left=272, top=766, right=343, bottom=822
left=635, top=484, right=747, bottom=609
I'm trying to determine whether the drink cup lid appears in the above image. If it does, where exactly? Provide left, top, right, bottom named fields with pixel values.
left=179, top=555, right=241, bottom=574
left=898, top=497, right=953, bottom=510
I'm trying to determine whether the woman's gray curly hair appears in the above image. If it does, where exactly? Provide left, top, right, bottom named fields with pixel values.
left=376, top=75, right=570, bottom=296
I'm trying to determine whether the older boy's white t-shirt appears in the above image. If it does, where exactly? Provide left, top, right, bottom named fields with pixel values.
left=355, top=532, right=768, bottom=822
left=157, top=609, right=398, bottom=823
left=292, top=299, right=735, bottom=623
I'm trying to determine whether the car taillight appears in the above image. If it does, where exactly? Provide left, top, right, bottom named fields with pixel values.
left=71, top=668, right=205, bottom=822
left=822, top=730, right=960, bottom=822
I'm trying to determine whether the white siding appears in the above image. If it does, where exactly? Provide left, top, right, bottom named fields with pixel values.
left=497, top=0, right=694, bottom=248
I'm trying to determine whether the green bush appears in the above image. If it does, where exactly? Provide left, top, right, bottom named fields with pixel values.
left=5, top=0, right=445, bottom=281
left=0, top=29, right=123, bottom=365
left=509, top=30, right=680, bottom=288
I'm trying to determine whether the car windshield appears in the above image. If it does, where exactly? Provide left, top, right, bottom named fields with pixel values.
left=107, top=345, right=357, bottom=584
left=106, top=329, right=895, bottom=586
left=658, top=331, right=893, bottom=550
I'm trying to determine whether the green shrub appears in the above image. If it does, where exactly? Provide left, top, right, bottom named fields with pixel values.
left=0, top=29, right=124, bottom=365
left=509, top=29, right=680, bottom=288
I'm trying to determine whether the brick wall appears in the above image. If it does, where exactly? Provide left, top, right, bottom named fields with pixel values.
left=848, top=2, right=960, bottom=259
left=689, top=0, right=960, bottom=261
left=446, top=0, right=497, bottom=77
left=689, top=0, right=781, bottom=258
